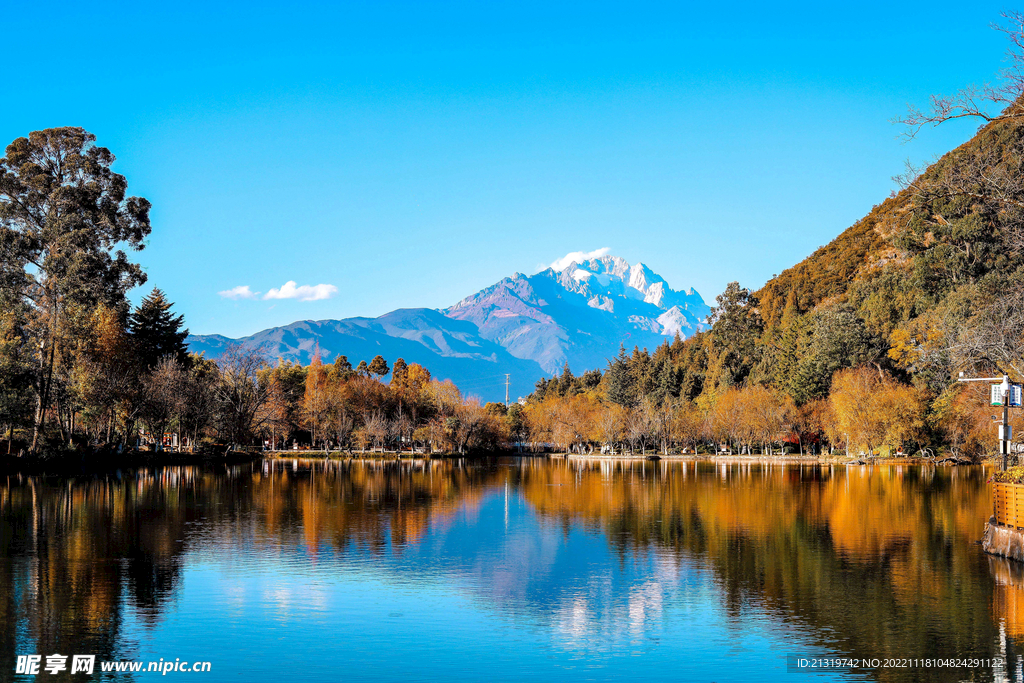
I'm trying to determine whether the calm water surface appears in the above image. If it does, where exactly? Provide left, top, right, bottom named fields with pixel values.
left=1, top=459, right=1020, bottom=682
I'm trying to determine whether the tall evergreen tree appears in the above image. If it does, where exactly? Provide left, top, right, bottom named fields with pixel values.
left=391, top=357, right=409, bottom=387
left=670, top=332, right=685, bottom=358
left=332, top=355, right=353, bottom=376
left=129, top=288, right=189, bottom=369
left=628, top=347, right=654, bottom=402
left=709, top=282, right=763, bottom=385
left=653, top=355, right=681, bottom=404
left=580, top=369, right=602, bottom=391
left=558, top=363, right=576, bottom=396
left=532, top=376, right=554, bottom=400
left=605, top=344, right=632, bottom=407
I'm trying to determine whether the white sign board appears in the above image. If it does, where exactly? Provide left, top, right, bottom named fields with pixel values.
left=992, top=383, right=1022, bottom=407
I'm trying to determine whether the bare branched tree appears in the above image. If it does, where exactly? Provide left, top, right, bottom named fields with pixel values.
left=596, top=405, right=622, bottom=454
left=894, top=12, right=1024, bottom=254
left=214, top=346, right=271, bottom=450
left=142, top=356, right=185, bottom=451
left=626, top=400, right=655, bottom=455
left=942, top=282, right=1024, bottom=379
left=364, top=411, right=387, bottom=452
left=897, top=11, right=1024, bottom=140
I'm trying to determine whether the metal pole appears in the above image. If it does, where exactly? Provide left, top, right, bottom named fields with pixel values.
left=1004, top=375, right=1011, bottom=471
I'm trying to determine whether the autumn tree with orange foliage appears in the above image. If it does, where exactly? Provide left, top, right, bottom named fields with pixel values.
left=74, top=305, right=143, bottom=446
left=303, top=351, right=330, bottom=449
left=830, top=366, right=926, bottom=456
left=930, top=383, right=1010, bottom=458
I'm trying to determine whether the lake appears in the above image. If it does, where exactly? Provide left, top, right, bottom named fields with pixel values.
left=1, top=458, right=1019, bottom=682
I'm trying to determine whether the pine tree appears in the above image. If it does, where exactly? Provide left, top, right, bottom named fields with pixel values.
left=670, top=332, right=685, bottom=359
left=628, top=347, right=653, bottom=402
left=652, top=339, right=672, bottom=366
left=605, top=344, right=632, bottom=406
left=533, top=376, right=553, bottom=400
left=580, top=369, right=602, bottom=391
left=709, top=282, right=763, bottom=385
left=773, top=291, right=808, bottom=394
left=129, top=288, right=189, bottom=369
left=558, top=363, right=576, bottom=396
left=653, top=355, right=680, bottom=404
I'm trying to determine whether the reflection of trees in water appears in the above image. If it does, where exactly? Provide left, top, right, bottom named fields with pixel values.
left=247, top=458, right=500, bottom=554
left=0, top=470, right=199, bottom=679
left=517, top=459, right=1008, bottom=682
left=990, top=555, right=1024, bottom=642
left=0, top=459, right=502, bottom=678
left=0, top=459, right=1017, bottom=682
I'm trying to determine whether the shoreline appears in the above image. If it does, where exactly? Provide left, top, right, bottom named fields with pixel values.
left=0, top=448, right=988, bottom=475
left=263, top=450, right=984, bottom=468
left=0, top=449, right=262, bottom=475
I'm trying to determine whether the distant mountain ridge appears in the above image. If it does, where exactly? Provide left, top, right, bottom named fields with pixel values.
left=186, top=255, right=710, bottom=401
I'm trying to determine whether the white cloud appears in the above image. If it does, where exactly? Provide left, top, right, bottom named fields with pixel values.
left=219, top=285, right=259, bottom=300
left=263, top=281, right=338, bottom=302
left=549, top=248, right=611, bottom=272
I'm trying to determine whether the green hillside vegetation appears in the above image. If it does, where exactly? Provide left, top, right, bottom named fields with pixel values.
left=751, top=111, right=1024, bottom=401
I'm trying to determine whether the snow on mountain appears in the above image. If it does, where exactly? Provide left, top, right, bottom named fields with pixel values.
left=535, top=255, right=707, bottom=317
left=443, top=254, right=709, bottom=374
left=187, top=254, right=710, bottom=402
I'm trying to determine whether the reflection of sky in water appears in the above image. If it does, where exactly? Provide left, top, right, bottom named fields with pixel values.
left=5, top=461, right=1017, bottom=683
left=115, top=486, right=847, bottom=683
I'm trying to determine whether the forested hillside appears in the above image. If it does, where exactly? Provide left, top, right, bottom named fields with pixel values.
left=748, top=109, right=1024, bottom=401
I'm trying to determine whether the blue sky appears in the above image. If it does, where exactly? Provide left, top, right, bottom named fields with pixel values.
left=0, top=1, right=1010, bottom=336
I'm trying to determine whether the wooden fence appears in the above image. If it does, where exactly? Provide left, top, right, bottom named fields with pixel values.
left=994, top=481, right=1024, bottom=529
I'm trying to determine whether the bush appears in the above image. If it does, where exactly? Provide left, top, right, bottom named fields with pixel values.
left=991, top=466, right=1024, bottom=484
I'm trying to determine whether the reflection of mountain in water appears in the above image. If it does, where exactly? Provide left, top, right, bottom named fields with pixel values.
left=0, top=460, right=1015, bottom=681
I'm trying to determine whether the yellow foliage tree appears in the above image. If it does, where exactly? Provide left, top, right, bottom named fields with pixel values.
left=830, top=366, right=925, bottom=456
left=302, top=351, right=330, bottom=449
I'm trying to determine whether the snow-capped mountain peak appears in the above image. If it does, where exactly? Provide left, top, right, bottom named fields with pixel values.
left=546, top=254, right=700, bottom=314
left=444, top=252, right=710, bottom=373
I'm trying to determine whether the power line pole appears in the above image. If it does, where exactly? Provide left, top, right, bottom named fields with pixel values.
left=505, top=374, right=510, bottom=408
